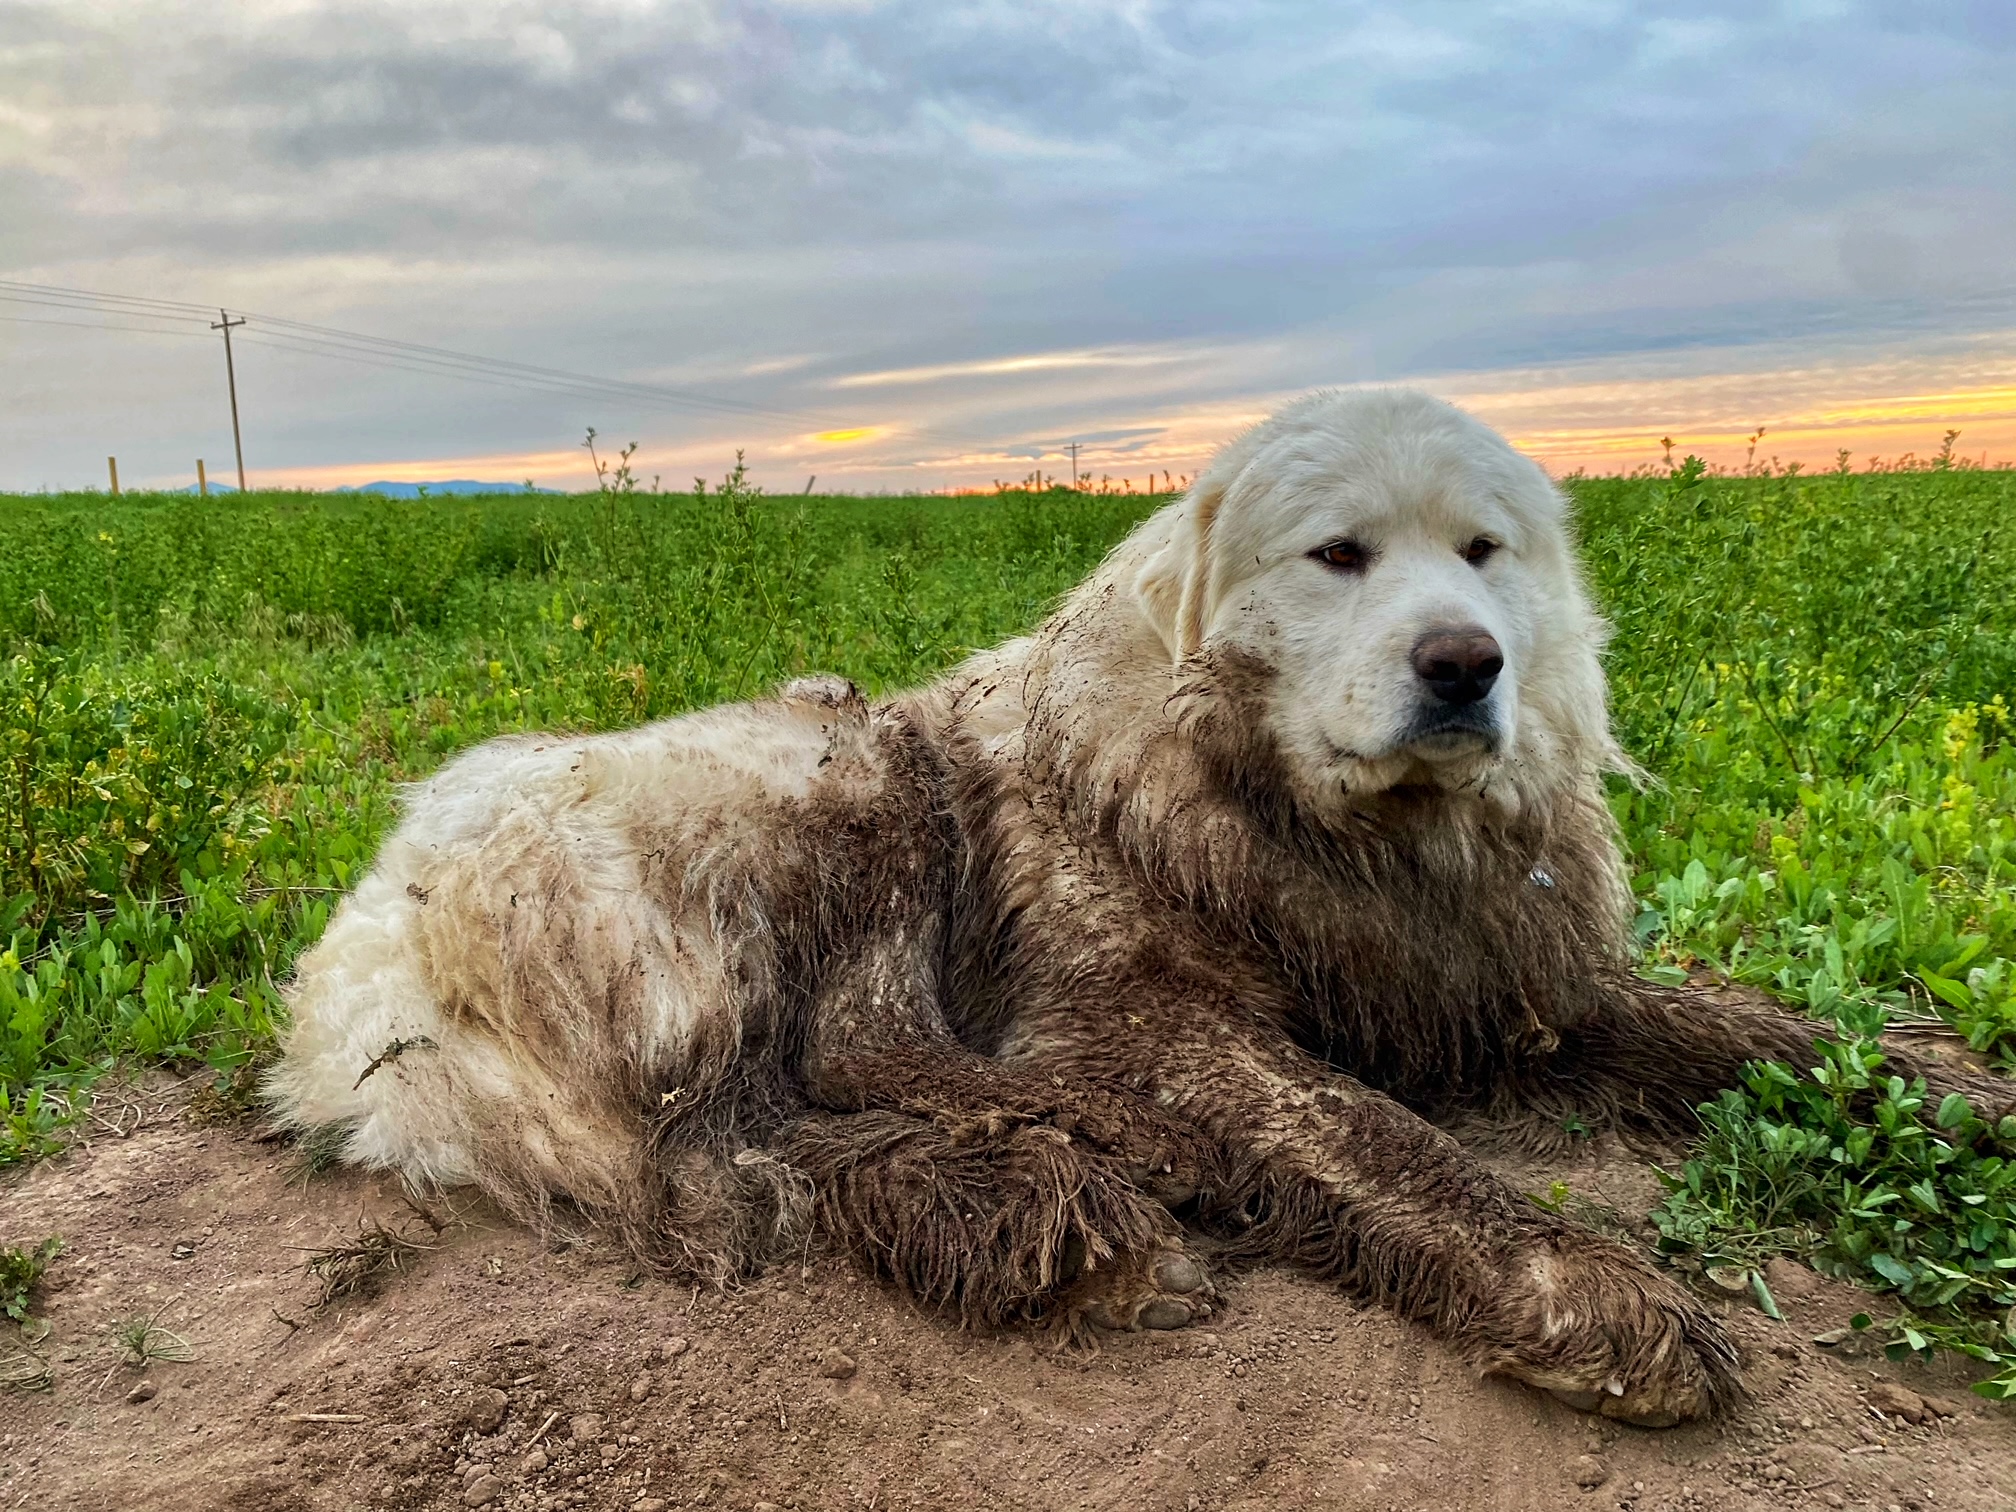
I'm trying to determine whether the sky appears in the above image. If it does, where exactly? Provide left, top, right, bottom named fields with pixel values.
left=3, top=0, right=2015, bottom=493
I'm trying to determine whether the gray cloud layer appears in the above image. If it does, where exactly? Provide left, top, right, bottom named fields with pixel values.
left=4, top=1, right=2014, bottom=487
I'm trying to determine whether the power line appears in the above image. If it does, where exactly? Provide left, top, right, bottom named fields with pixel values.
left=0, top=278, right=1010, bottom=452
left=0, top=313, right=214, bottom=340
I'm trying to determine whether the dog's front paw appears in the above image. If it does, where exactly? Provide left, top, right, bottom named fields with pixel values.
left=1477, top=1232, right=1740, bottom=1427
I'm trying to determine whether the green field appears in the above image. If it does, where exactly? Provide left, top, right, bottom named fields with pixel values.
left=2, top=455, right=2013, bottom=1391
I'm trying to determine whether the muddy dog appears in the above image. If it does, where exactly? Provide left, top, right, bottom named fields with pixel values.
left=269, top=389, right=2012, bottom=1426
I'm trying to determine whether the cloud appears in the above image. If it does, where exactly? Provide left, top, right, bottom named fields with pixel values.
left=2, top=1, right=2013, bottom=488
left=830, top=345, right=1194, bottom=388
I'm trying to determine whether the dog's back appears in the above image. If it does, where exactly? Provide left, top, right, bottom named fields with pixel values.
left=264, top=676, right=895, bottom=1232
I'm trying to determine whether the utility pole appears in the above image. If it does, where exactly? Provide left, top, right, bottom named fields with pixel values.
left=211, top=309, right=247, bottom=493
left=1067, top=441, right=1080, bottom=490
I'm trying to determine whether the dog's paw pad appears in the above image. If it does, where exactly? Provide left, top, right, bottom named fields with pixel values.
left=1073, top=1242, right=1214, bottom=1332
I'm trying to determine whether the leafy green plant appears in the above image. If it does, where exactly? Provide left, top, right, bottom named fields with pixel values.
left=1, top=1235, right=61, bottom=1324
left=1653, top=1038, right=2016, bottom=1399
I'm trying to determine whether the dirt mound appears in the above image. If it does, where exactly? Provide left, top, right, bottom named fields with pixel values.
left=1, top=1080, right=2006, bottom=1512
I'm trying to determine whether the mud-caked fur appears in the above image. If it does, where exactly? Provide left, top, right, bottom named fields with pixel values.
left=269, top=389, right=2013, bottom=1424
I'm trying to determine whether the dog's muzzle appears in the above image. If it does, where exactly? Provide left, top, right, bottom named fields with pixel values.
left=1402, top=700, right=1502, bottom=759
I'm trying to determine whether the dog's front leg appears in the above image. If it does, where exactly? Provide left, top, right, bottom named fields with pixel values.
left=1525, top=977, right=2016, bottom=1139
left=1032, top=1006, right=1741, bottom=1424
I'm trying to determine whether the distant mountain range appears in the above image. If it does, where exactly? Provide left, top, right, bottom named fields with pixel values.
left=335, top=480, right=562, bottom=497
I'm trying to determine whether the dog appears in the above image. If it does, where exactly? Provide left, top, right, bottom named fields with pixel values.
left=269, top=388, right=2012, bottom=1424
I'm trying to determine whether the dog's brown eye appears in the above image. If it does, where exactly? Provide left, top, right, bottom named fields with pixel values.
left=1312, top=540, right=1369, bottom=572
left=1462, top=536, right=1498, bottom=564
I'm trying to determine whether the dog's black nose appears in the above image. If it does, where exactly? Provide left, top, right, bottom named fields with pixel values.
left=1411, top=626, right=1503, bottom=706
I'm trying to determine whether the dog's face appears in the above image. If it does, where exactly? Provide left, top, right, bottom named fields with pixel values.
left=1134, top=390, right=1616, bottom=811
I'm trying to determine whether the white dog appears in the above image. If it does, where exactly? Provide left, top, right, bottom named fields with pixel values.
left=271, top=389, right=2013, bottom=1422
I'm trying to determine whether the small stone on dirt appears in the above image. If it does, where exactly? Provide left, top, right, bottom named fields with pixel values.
left=461, top=1474, right=503, bottom=1507
left=521, top=1449, right=549, bottom=1474
left=628, top=1374, right=653, bottom=1403
left=462, top=1387, right=510, bottom=1433
left=1918, top=1391, right=1961, bottom=1418
left=125, top=1381, right=157, bottom=1404
left=570, top=1413, right=605, bottom=1443
left=816, top=1348, right=857, bottom=1380
left=661, top=1337, right=689, bottom=1360
left=1868, top=1382, right=1927, bottom=1423
left=632, top=1499, right=669, bottom=1512
left=1570, top=1455, right=1609, bottom=1490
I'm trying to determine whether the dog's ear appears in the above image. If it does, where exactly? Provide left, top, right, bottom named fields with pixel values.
left=1133, top=480, right=1225, bottom=661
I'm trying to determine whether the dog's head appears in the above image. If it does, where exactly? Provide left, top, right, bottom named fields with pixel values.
left=1133, top=389, right=1621, bottom=813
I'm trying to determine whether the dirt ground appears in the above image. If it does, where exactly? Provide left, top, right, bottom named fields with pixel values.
left=1, top=1076, right=2009, bottom=1512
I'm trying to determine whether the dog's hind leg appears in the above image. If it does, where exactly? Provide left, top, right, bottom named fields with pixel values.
left=781, top=1106, right=1211, bottom=1331
left=785, top=921, right=1220, bottom=1332
left=1515, top=977, right=2016, bottom=1140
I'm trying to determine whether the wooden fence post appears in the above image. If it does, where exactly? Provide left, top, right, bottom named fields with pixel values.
left=108, top=456, right=120, bottom=496
left=198, top=460, right=208, bottom=497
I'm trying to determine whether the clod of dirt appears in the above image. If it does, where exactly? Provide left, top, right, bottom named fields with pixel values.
left=649, top=1336, right=689, bottom=1364
left=628, top=1372, right=654, bottom=1402
left=816, top=1347, right=856, bottom=1380
left=1570, top=1454, right=1609, bottom=1490
left=1919, top=1392, right=1961, bottom=1419
left=520, top=1449, right=548, bottom=1473
left=569, top=1412, right=605, bottom=1442
left=1868, top=1382, right=1929, bottom=1423
left=460, top=1473, right=503, bottom=1507
left=124, top=1381, right=156, bottom=1404
left=1762, top=1256, right=1820, bottom=1305
left=634, top=1499, right=669, bottom=1512
left=461, top=1385, right=509, bottom=1433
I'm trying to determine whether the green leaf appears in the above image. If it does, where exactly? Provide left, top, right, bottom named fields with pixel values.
left=1868, top=1253, right=1916, bottom=1287
left=1750, top=1270, right=1784, bottom=1321
left=1920, top=972, right=1975, bottom=1012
